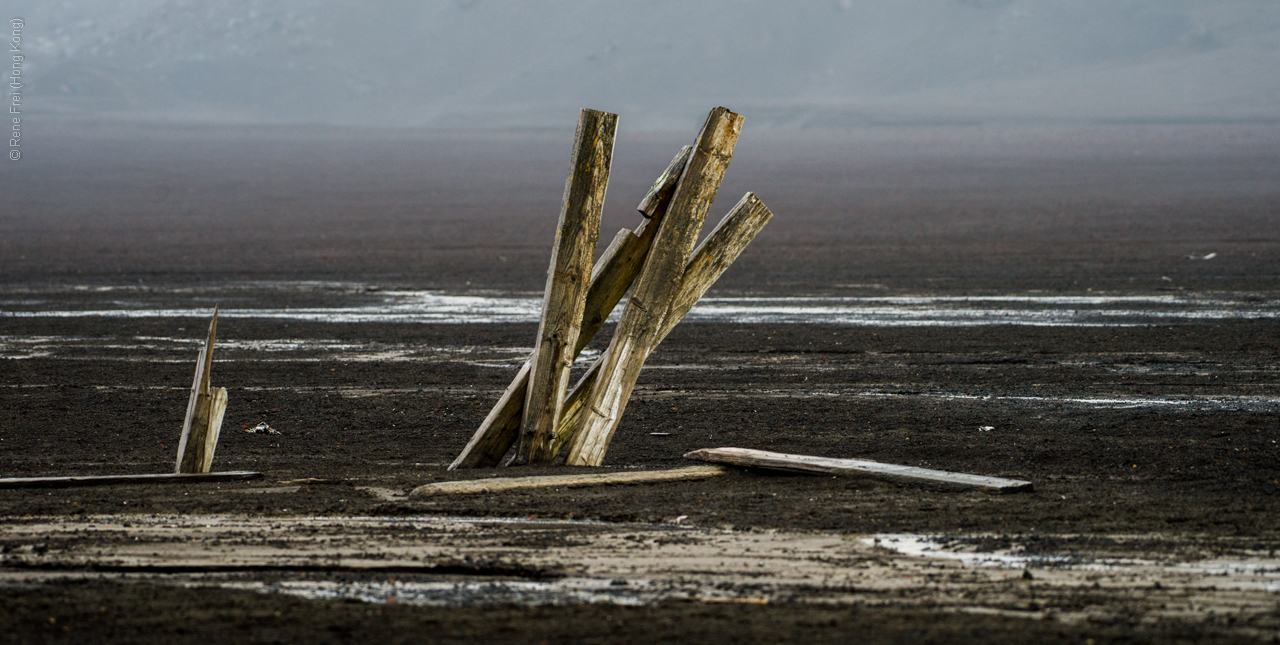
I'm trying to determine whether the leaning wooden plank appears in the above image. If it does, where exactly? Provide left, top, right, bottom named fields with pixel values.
left=0, top=471, right=264, bottom=490
left=636, top=144, right=694, bottom=218
left=517, top=108, right=618, bottom=464
left=200, top=387, right=228, bottom=473
left=449, top=145, right=695, bottom=470
left=175, top=307, right=228, bottom=474
left=684, top=448, right=1034, bottom=494
left=577, top=145, right=694, bottom=339
left=410, top=465, right=724, bottom=498
left=567, top=107, right=744, bottom=467
left=554, top=193, right=773, bottom=457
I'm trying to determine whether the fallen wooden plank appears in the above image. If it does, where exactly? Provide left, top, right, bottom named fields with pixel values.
left=175, top=307, right=228, bottom=474
left=448, top=145, right=694, bottom=470
left=0, top=471, right=264, bottom=490
left=683, top=448, right=1033, bottom=494
left=554, top=192, right=773, bottom=457
left=409, top=465, right=725, bottom=498
left=568, top=107, right=744, bottom=467
left=518, top=108, right=617, bottom=464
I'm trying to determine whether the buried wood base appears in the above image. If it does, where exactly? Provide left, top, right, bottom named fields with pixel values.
left=0, top=471, right=265, bottom=490
left=409, top=465, right=725, bottom=498
left=684, top=447, right=1033, bottom=494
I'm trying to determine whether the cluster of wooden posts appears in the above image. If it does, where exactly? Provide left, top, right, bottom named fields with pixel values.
left=450, top=106, right=772, bottom=469
left=1, top=105, right=1035, bottom=495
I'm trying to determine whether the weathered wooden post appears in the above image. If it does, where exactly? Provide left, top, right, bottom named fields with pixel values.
left=449, top=145, right=694, bottom=469
left=557, top=192, right=772, bottom=458
left=174, top=308, right=228, bottom=474
left=515, top=109, right=618, bottom=464
left=566, top=107, right=744, bottom=466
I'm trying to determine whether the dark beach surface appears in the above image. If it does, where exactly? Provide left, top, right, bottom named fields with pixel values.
left=1, top=119, right=1278, bottom=643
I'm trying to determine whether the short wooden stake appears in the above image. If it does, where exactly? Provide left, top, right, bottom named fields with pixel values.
left=174, top=308, right=228, bottom=474
left=449, top=145, right=694, bottom=470
left=555, top=192, right=773, bottom=458
left=684, top=447, right=1034, bottom=494
left=517, top=108, right=617, bottom=464
left=567, top=108, right=745, bottom=467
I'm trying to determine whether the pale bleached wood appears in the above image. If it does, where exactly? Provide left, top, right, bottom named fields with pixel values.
left=567, top=108, right=746, bottom=467
left=517, top=109, right=618, bottom=464
left=553, top=192, right=773, bottom=458
left=410, top=465, right=724, bottom=498
left=0, top=471, right=264, bottom=490
left=201, top=387, right=228, bottom=473
left=175, top=308, right=227, bottom=474
left=449, top=145, right=697, bottom=470
left=452, top=228, right=642, bottom=470
left=684, top=448, right=1034, bottom=494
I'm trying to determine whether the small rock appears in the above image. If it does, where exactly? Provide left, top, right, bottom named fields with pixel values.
left=246, top=422, right=280, bottom=435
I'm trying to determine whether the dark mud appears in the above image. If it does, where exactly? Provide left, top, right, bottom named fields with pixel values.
left=1, top=319, right=1278, bottom=536
left=6, top=580, right=1267, bottom=645
left=1, top=121, right=1278, bottom=642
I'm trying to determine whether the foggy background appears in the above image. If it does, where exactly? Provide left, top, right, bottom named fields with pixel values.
left=5, top=0, right=1279, bottom=129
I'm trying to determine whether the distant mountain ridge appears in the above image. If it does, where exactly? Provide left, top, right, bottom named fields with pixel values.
left=6, top=0, right=1279, bottom=128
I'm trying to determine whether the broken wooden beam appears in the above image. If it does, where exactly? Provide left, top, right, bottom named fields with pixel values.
left=517, top=108, right=617, bottom=464
left=567, top=107, right=745, bottom=467
left=0, top=471, right=264, bottom=490
left=565, top=109, right=747, bottom=463
left=409, top=465, right=724, bottom=498
left=683, top=448, right=1033, bottom=494
left=554, top=192, right=773, bottom=457
left=448, top=145, right=694, bottom=470
left=175, top=307, right=228, bottom=474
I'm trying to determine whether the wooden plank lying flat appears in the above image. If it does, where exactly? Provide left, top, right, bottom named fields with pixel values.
left=0, top=471, right=264, bottom=490
left=409, top=465, right=725, bottom=498
left=684, top=448, right=1033, bottom=494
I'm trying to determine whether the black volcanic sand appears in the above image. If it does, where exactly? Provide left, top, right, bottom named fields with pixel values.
left=1, top=120, right=1279, bottom=643
left=2, top=318, right=1278, bottom=537
left=1, top=581, right=1268, bottom=645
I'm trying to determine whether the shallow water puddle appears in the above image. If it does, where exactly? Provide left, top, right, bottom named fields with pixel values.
left=869, top=533, right=1280, bottom=592
left=5, top=285, right=1279, bottom=326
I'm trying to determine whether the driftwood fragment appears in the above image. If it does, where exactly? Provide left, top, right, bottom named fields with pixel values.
left=175, top=308, right=228, bottom=474
left=449, top=145, right=695, bottom=470
left=554, top=192, right=772, bottom=457
left=567, top=108, right=745, bottom=466
left=409, top=465, right=724, bottom=498
left=684, top=448, right=1033, bottom=494
left=0, top=471, right=264, bottom=490
left=517, top=108, right=617, bottom=463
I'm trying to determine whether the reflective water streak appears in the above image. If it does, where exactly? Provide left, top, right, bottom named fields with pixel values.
left=4, top=288, right=1279, bottom=327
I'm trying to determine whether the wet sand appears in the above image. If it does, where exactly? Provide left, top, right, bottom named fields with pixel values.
left=1, top=120, right=1279, bottom=642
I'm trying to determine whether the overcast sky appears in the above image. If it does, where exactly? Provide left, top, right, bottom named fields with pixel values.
left=5, top=1, right=1279, bottom=129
